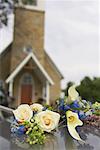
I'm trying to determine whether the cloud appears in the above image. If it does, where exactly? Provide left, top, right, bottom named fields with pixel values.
left=45, top=0, right=99, bottom=87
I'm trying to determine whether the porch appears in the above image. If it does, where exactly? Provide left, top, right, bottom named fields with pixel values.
left=5, top=53, right=54, bottom=106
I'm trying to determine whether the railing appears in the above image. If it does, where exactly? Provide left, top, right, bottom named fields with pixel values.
left=0, top=105, right=13, bottom=114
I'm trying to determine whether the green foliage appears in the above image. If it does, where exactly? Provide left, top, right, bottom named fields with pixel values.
left=93, top=110, right=100, bottom=116
left=92, top=102, right=100, bottom=116
left=76, top=77, right=100, bottom=103
left=64, top=76, right=100, bottom=103
left=44, top=104, right=54, bottom=111
left=24, top=119, right=46, bottom=145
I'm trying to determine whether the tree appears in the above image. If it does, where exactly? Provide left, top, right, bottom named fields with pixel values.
left=0, top=0, right=14, bottom=27
left=0, top=0, right=36, bottom=27
left=63, top=76, right=100, bottom=103
left=76, top=76, right=100, bottom=103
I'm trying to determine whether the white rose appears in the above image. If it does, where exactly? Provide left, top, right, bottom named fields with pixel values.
left=13, top=104, right=33, bottom=122
left=35, top=110, right=60, bottom=132
left=30, top=103, right=43, bottom=113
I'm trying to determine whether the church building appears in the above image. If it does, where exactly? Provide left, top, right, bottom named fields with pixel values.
left=0, top=0, right=63, bottom=107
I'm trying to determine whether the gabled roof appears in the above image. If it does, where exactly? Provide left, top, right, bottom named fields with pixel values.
left=6, top=52, right=54, bottom=85
left=44, top=51, right=64, bottom=79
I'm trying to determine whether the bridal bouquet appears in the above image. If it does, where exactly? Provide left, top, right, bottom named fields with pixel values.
left=11, top=85, right=100, bottom=145
left=11, top=103, right=60, bottom=145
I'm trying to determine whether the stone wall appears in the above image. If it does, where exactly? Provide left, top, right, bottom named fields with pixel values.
left=0, top=45, right=12, bottom=81
left=44, top=53, right=62, bottom=104
left=10, top=7, right=45, bottom=72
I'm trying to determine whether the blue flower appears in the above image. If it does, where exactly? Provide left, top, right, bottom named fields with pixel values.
left=64, top=105, right=71, bottom=111
left=58, top=105, right=65, bottom=111
left=59, top=99, right=64, bottom=105
left=11, top=121, right=26, bottom=135
left=70, top=100, right=80, bottom=109
left=58, top=99, right=65, bottom=111
left=17, top=125, right=26, bottom=135
left=78, top=111, right=86, bottom=119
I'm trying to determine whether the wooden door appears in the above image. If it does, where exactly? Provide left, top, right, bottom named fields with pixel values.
left=20, top=73, right=33, bottom=104
left=21, top=84, right=32, bottom=104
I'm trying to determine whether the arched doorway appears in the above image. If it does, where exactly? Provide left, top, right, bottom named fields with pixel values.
left=20, top=73, right=34, bottom=104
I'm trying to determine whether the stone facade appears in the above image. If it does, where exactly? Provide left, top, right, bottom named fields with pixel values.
left=10, top=8, right=45, bottom=73
left=0, top=7, right=63, bottom=107
left=0, top=45, right=12, bottom=81
left=44, top=52, right=62, bottom=104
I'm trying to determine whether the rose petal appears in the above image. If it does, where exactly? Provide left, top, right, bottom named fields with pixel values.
left=13, top=104, right=33, bottom=122
left=35, top=110, right=60, bottom=132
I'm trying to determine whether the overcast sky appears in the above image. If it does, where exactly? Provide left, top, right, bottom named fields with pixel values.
left=45, top=0, right=99, bottom=88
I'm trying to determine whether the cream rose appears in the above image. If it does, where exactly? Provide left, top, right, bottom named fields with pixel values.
left=13, top=104, right=33, bottom=122
left=35, top=110, right=60, bottom=132
left=30, top=103, right=43, bottom=113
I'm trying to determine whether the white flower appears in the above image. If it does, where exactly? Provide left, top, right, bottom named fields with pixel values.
left=13, top=104, right=33, bottom=122
left=66, top=110, right=83, bottom=141
left=85, top=110, right=92, bottom=116
left=35, top=110, right=60, bottom=132
left=66, top=85, right=79, bottom=104
left=30, top=103, right=43, bottom=113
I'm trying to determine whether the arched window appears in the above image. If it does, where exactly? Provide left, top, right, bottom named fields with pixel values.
left=21, top=73, right=33, bottom=85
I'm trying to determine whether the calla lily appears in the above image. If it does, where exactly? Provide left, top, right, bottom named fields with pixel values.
left=67, top=85, right=79, bottom=104
left=66, top=110, right=83, bottom=141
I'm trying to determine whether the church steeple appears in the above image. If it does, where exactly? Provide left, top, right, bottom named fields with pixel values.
left=10, top=0, right=45, bottom=72
left=14, top=0, right=45, bottom=11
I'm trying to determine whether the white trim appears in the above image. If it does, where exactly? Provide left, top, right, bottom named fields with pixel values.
left=6, top=52, right=54, bottom=85
left=46, top=81, right=50, bottom=105
left=42, top=85, right=46, bottom=99
left=9, top=80, right=14, bottom=97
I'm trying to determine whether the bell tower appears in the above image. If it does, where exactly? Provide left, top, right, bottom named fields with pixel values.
left=11, top=0, right=45, bottom=72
